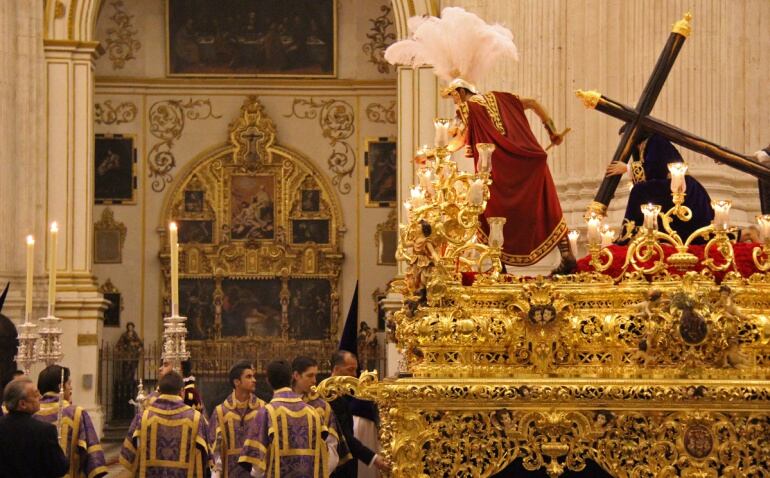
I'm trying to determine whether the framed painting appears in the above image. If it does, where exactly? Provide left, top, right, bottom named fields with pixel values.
left=230, top=175, right=275, bottom=240
left=179, top=279, right=216, bottom=340
left=99, top=279, right=123, bottom=327
left=220, top=279, right=282, bottom=337
left=94, top=208, right=127, bottom=264
left=95, top=135, right=136, bottom=204
left=301, top=189, right=320, bottom=212
left=184, top=190, right=205, bottom=213
left=292, top=219, right=329, bottom=244
left=178, top=220, right=214, bottom=244
left=364, top=137, right=397, bottom=207
left=288, top=279, right=331, bottom=340
left=166, top=0, right=337, bottom=77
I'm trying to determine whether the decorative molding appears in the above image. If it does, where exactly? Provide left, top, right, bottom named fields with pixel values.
left=54, top=1, right=66, bottom=19
left=95, top=100, right=138, bottom=125
left=147, top=98, right=221, bottom=192
left=284, top=98, right=355, bottom=195
left=102, top=0, right=141, bottom=70
left=363, top=4, right=396, bottom=74
left=365, top=101, right=396, bottom=124
left=94, top=207, right=127, bottom=263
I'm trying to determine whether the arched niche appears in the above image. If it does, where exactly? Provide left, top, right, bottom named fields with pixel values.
left=158, top=97, right=345, bottom=363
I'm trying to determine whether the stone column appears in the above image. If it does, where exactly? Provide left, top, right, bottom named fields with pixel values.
left=43, top=40, right=107, bottom=432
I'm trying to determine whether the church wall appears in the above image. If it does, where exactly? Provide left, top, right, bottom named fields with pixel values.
left=91, top=0, right=397, bottom=350
left=442, top=0, right=769, bottom=234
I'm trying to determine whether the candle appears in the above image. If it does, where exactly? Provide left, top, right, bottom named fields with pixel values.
left=476, top=143, right=495, bottom=173
left=586, top=214, right=602, bottom=245
left=169, top=222, right=179, bottom=317
left=415, top=145, right=429, bottom=165
left=488, top=217, right=506, bottom=248
left=757, top=215, right=770, bottom=242
left=434, top=118, right=451, bottom=148
left=567, top=230, right=580, bottom=257
left=48, top=222, right=58, bottom=317
left=25, top=235, right=34, bottom=322
left=667, top=162, right=688, bottom=194
left=419, top=168, right=435, bottom=196
left=641, top=203, right=661, bottom=230
left=711, top=200, right=731, bottom=230
left=468, top=178, right=484, bottom=206
left=410, top=186, right=425, bottom=208
left=600, top=224, right=616, bottom=248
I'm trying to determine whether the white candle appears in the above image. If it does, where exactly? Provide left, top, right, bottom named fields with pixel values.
left=641, top=203, right=661, bottom=230
left=25, top=235, right=34, bottom=322
left=600, top=224, right=615, bottom=248
left=711, top=200, right=731, bottom=230
left=667, top=162, right=688, bottom=194
left=468, top=178, right=484, bottom=206
left=434, top=118, right=451, bottom=148
left=419, top=168, right=435, bottom=196
left=586, top=215, right=602, bottom=245
left=757, top=215, right=770, bottom=242
left=169, top=222, right=179, bottom=316
left=567, top=230, right=580, bottom=257
left=410, top=186, right=425, bottom=208
left=488, top=217, right=506, bottom=248
left=47, top=222, right=58, bottom=317
left=476, top=143, right=495, bottom=173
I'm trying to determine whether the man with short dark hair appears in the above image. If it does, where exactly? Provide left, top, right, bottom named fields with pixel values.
left=120, top=371, right=209, bottom=477
left=239, top=360, right=332, bottom=477
left=329, top=351, right=391, bottom=477
left=0, top=378, right=69, bottom=477
left=0, top=370, right=23, bottom=416
left=208, top=361, right=264, bottom=478
left=34, top=365, right=108, bottom=478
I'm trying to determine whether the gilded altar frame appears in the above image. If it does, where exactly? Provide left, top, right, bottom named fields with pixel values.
left=159, top=97, right=345, bottom=365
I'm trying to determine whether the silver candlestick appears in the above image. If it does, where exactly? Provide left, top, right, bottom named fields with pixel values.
left=15, top=319, right=38, bottom=375
left=161, top=313, right=190, bottom=372
left=37, top=314, right=63, bottom=366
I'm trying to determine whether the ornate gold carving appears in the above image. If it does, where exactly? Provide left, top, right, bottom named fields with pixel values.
left=284, top=98, right=355, bottom=195
left=160, top=97, right=345, bottom=359
left=362, top=4, right=397, bottom=74
left=365, top=101, right=396, bottom=124
left=95, top=100, right=138, bottom=125
left=575, top=89, right=602, bottom=109
left=147, top=98, right=221, bottom=192
left=94, top=207, right=127, bottom=264
left=54, top=1, right=66, bottom=19
left=468, top=93, right=506, bottom=135
left=102, top=0, right=141, bottom=70
left=672, top=12, right=693, bottom=38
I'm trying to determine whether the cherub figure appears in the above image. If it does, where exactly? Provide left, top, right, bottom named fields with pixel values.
left=717, top=285, right=751, bottom=321
left=633, top=289, right=666, bottom=321
left=406, top=219, right=443, bottom=300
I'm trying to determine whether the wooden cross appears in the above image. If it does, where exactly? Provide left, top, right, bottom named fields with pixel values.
left=578, top=13, right=770, bottom=216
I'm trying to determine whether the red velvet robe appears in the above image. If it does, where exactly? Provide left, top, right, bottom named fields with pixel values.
left=459, top=92, right=567, bottom=266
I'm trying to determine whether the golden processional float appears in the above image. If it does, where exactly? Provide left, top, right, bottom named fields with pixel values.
left=318, top=13, right=770, bottom=478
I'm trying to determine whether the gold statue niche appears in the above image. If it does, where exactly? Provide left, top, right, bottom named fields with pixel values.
left=159, top=96, right=345, bottom=368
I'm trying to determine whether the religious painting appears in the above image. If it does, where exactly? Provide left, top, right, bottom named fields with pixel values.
left=292, top=219, right=329, bottom=244
left=94, top=228, right=123, bottom=263
left=184, top=190, right=205, bottom=213
left=180, top=279, right=216, bottom=340
left=301, top=189, right=320, bottom=212
left=288, top=279, right=331, bottom=340
left=365, top=138, right=397, bottom=207
left=178, top=220, right=214, bottom=244
left=103, top=292, right=121, bottom=327
left=221, top=279, right=282, bottom=337
left=230, top=175, right=275, bottom=240
left=166, top=0, right=336, bottom=77
left=94, top=135, right=136, bottom=204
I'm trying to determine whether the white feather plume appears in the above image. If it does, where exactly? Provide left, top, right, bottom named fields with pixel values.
left=384, top=7, right=518, bottom=84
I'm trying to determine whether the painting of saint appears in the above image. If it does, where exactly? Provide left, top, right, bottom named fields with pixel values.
left=179, top=279, right=216, bottom=340
left=167, top=0, right=336, bottom=77
left=230, top=175, right=275, bottom=240
left=292, top=219, right=330, bottom=244
left=220, top=279, right=282, bottom=337
left=95, top=136, right=135, bottom=204
left=301, top=189, right=320, bottom=212
left=365, top=139, right=397, bottom=206
left=184, top=190, right=204, bottom=213
left=178, top=220, right=214, bottom=244
left=288, top=279, right=331, bottom=340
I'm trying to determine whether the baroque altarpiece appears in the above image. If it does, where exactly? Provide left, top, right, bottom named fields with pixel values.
left=159, top=97, right=344, bottom=370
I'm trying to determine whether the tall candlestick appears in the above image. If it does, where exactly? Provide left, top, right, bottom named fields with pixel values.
left=641, top=203, right=661, bottom=230
left=600, top=224, right=615, bottom=248
left=667, top=162, right=688, bottom=194
left=476, top=143, right=495, bottom=173
left=757, top=215, right=770, bottom=243
left=434, top=118, right=451, bottom=148
left=586, top=215, right=601, bottom=245
left=712, top=200, right=731, bottom=230
left=48, top=222, right=58, bottom=317
left=169, top=222, right=179, bottom=316
left=567, top=230, right=580, bottom=257
left=25, top=235, right=34, bottom=322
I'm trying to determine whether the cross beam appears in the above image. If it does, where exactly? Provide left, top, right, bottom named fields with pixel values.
left=580, top=13, right=692, bottom=217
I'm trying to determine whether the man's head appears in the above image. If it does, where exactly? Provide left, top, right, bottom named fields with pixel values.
left=3, top=378, right=41, bottom=414
left=158, top=359, right=174, bottom=378
left=449, top=87, right=474, bottom=105
left=229, top=361, right=256, bottom=394
left=158, top=371, right=185, bottom=396
left=38, top=364, right=72, bottom=401
left=265, top=360, right=292, bottom=390
left=291, top=356, right=318, bottom=395
left=331, top=350, right=358, bottom=377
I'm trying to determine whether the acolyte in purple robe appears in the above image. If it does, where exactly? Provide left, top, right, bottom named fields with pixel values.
left=305, top=394, right=352, bottom=468
left=120, top=394, right=209, bottom=478
left=208, top=392, right=265, bottom=478
left=34, top=393, right=108, bottom=478
left=238, top=387, right=330, bottom=478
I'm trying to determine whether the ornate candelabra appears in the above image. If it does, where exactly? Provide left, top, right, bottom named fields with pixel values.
left=129, top=378, right=147, bottom=414
left=162, top=313, right=190, bottom=371
left=15, top=319, right=38, bottom=375
left=37, top=314, right=63, bottom=366
left=752, top=214, right=770, bottom=271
